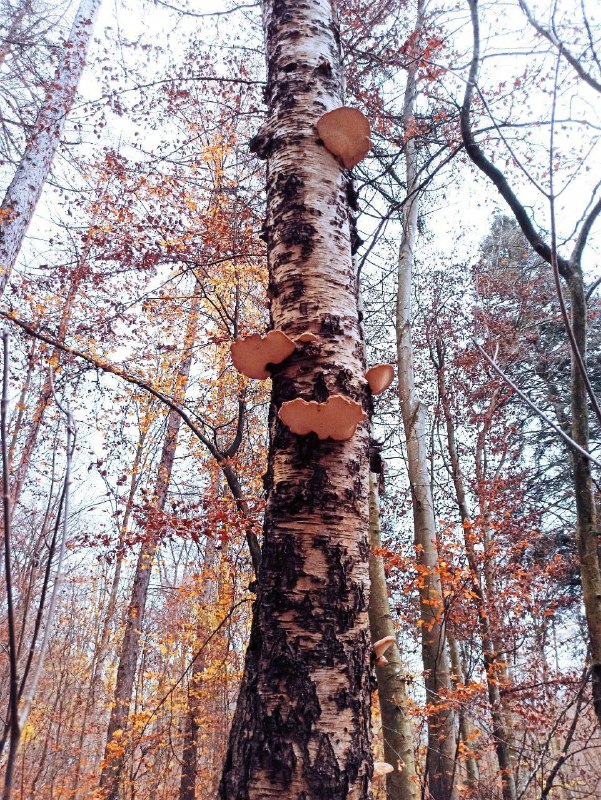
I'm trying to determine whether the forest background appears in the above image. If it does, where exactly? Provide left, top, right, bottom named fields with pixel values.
left=0, top=0, right=600, bottom=798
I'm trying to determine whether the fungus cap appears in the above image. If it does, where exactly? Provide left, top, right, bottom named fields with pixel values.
left=366, top=364, right=394, bottom=395
left=296, top=331, right=320, bottom=343
left=278, top=395, right=366, bottom=441
left=373, top=635, right=396, bottom=659
left=375, top=655, right=388, bottom=667
left=316, top=107, right=371, bottom=169
left=231, top=330, right=295, bottom=380
left=374, top=762, right=395, bottom=778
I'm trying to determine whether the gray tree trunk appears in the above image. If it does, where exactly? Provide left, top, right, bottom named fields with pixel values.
left=395, top=6, right=456, bottom=795
left=368, top=471, right=418, bottom=800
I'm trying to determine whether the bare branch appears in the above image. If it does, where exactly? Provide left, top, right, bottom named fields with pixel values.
left=475, top=343, right=601, bottom=467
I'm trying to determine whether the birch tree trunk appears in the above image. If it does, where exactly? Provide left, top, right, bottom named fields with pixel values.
left=368, top=471, right=418, bottom=800
left=219, top=1, right=372, bottom=797
left=99, top=300, right=199, bottom=800
left=0, top=0, right=101, bottom=296
left=395, top=4, right=456, bottom=796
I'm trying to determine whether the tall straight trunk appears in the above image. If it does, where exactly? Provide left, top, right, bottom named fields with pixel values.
left=99, top=300, right=199, bottom=800
left=179, top=537, right=218, bottom=800
left=436, top=348, right=516, bottom=800
left=568, top=273, right=601, bottom=722
left=368, top=471, right=418, bottom=800
left=71, top=412, right=150, bottom=799
left=219, top=1, right=372, bottom=797
left=395, top=6, right=456, bottom=796
left=0, top=0, right=100, bottom=296
left=447, top=636, right=479, bottom=790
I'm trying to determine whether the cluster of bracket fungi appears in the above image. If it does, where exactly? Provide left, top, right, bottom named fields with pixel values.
left=233, top=110, right=398, bottom=776
left=231, top=107, right=394, bottom=443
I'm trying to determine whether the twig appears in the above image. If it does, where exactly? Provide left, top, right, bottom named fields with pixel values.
left=475, top=343, right=601, bottom=467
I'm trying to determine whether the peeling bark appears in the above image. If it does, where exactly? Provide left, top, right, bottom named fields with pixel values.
left=219, top=1, right=372, bottom=798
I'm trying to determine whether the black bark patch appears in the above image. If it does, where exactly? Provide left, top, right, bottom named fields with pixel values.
left=314, top=58, right=332, bottom=78
left=306, top=733, right=347, bottom=798
left=313, top=372, right=329, bottom=402
left=345, top=180, right=359, bottom=211
left=320, top=314, right=342, bottom=336
left=281, top=221, right=317, bottom=259
left=335, top=367, right=354, bottom=394
left=282, top=61, right=298, bottom=72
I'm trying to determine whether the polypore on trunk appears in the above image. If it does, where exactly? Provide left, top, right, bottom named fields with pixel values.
left=316, top=107, right=371, bottom=169
left=278, top=395, right=366, bottom=441
left=366, top=364, right=394, bottom=395
left=373, top=635, right=395, bottom=660
left=373, top=762, right=394, bottom=778
left=231, top=330, right=296, bottom=380
left=296, top=331, right=319, bottom=343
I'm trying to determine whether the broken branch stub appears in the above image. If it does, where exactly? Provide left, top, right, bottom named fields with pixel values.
left=231, top=330, right=296, bottom=380
left=366, top=364, right=394, bottom=395
left=278, top=395, right=366, bottom=441
left=316, top=107, right=371, bottom=169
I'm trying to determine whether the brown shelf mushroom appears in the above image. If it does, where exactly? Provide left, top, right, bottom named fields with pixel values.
left=278, top=395, right=366, bottom=441
left=316, top=107, right=371, bottom=169
left=231, top=330, right=296, bottom=380
left=366, top=364, right=394, bottom=395
left=296, top=331, right=319, bottom=343
left=373, top=762, right=394, bottom=778
left=373, top=635, right=395, bottom=661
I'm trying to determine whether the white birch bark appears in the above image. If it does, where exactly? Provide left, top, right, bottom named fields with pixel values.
left=219, top=1, right=372, bottom=798
left=0, top=0, right=101, bottom=296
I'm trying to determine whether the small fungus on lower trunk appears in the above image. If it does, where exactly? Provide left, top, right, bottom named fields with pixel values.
left=231, top=330, right=296, bottom=379
left=278, top=394, right=366, bottom=441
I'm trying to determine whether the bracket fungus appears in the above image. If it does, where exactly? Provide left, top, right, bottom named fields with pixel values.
left=373, top=635, right=395, bottom=668
left=316, top=106, right=371, bottom=169
left=231, top=330, right=296, bottom=380
left=366, top=364, right=394, bottom=395
left=296, top=331, right=320, bottom=344
left=278, top=394, right=366, bottom=441
left=373, top=762, right=395, bottom=778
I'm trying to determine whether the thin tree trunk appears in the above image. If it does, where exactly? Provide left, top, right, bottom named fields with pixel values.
left=568, top=273, right=601, bottom=722
left=368, top=471, right=418, bottom=800
left=179, top=536, right=218, bottom=800
left=0, top=0, right=101, bottom=296
left=219, top=1, right=372, bottom=797
left=395, top=9, right=456, bottom=793
left=99, top=300, right=199, bottom=800
left=447, top=634, right=479, bottom=790
left=10, top=272, right=80, bottom=512
left=436, top=346, right=516, bottom=800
